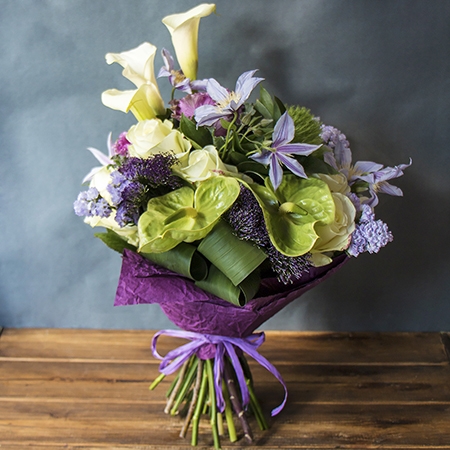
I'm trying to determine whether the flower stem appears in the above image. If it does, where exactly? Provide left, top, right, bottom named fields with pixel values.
left=149, top=373, right=165, bottom=390
left=222, top=379, right=237, bottom=442
left=223, top=358, right=253, bottom=443
left=206, top=359, right=221, bottom=449
left=191, top=362, right=209, bottom=446
left=164, top=359, right=190, bottom=414
left=180, top=359, right=204, bottom=438
left=247, top=378, right=269, bottom=430
left=171, top=357, right=198, bottom=415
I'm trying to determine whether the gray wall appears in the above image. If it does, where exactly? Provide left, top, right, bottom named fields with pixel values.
left=1, top=0, right=449, bottom=331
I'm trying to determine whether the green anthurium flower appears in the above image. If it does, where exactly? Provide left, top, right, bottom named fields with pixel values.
left=249, top=175, right=335, bottom=257
left=138, top=176, right=240, bottom=253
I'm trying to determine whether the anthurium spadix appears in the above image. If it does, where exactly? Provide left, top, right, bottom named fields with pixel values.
left=101, top=43, right=165, bottom=121
left=162, top=3, right=216, bottom=81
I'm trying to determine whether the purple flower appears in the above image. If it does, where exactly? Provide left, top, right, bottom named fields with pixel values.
left=171, top=92, right=215, bottom=120
left=250, top=112, right=321, bottom=190
left=347, top=205, right=393, bottom=257
left=158, top=48, right=192, bottom=93
left=194, top=70, right=264, bottom=127
left=322, top=124, right=411, bottom=207
left=111, top=132, right=130, bottom=156
left=107, top=154, right=182, bottom=227
left=73, top=187, right=112, bottom=218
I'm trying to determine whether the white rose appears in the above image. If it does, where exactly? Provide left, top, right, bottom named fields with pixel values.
left=315, top=173, right=350, bottom=195
left=177, top=145, right=238, bottom=183
left=127, top=119, right=191, bottom=160
left=310, top=192, right=356, bottom=266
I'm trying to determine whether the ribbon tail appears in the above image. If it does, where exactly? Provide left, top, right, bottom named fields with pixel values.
left=241, top=345, right=288, bottom=416
left=214, top=343, right=226, bottom=413
left=224, top=341, right=250, bottom=409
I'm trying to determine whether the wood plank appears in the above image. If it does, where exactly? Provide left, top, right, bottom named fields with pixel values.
left=2, top=361, right=450, bottom=404
left=0, top=404, right=449, bottom=447
left=0, top=329, right=447, bottom=364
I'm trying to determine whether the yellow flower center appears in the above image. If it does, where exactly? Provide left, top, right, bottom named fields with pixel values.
left=216, top=91, right=241, bottom=110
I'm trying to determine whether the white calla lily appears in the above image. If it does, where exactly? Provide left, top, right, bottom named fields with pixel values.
left=162, top=3, right=216, bottom=81
left=101, top=42, right=165, bottom=121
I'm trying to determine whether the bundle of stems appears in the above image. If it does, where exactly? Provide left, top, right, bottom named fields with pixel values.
left=150, top=354, right=268, bottom=449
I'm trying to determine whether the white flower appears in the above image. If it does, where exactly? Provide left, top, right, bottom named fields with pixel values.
left=178, top=145, right=237, bottom=183
left=85, top=214, right=139, bottom=247
left=315, top=173, right=351, bottom=195
left=101, top=42, right=165, bottom=121
left=162, top=3, right=216, bottom=81
left=126, top=119, right=191, bottom=160
left=311, top=193, right=356, bottom=266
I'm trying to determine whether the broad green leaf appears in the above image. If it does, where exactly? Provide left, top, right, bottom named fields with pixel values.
left=195, top=264, right=261, bottom=306
left=94, top=229, right=137, bottom=254
left=138, top=177, right=240, bottom=253
left=141, top=242, right=208, bottom=281
left=197, top=220, right=266, bottom=286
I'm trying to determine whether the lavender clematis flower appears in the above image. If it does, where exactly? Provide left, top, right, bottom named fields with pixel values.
left=322, top=125, right=411, bottom=207
left=158, top=48, right=192, bottom=93
left=194, top=70, right=264, bottom=127
left=250, top=112, right=321, bottom=190
left=82, top=133, right=115, bottom=183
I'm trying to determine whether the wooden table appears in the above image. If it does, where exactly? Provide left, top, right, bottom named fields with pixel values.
left=1, top=328, right=450, bottom=449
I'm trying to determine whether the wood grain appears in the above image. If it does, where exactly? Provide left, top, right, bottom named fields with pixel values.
left=1, top=329, right=450, bottom=449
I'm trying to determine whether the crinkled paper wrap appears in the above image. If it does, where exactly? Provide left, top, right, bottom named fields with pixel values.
left=115, top=249, right=348, bottom=338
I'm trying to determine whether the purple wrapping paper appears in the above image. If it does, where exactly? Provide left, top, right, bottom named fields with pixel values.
left=115, top=249, right=349, bottom=338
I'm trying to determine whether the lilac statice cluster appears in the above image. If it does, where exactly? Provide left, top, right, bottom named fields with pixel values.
left=108, top=153, right=182, bottom=227
left=348, top=205, right=393, bottom=257
left=74, top=187, right=111, bottom=218
left=225, top=185, right=311, bottom=284
left=320, top=124, right=350, bottom=151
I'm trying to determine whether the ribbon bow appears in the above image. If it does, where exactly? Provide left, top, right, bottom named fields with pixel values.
left=152, top=329, right=288, bottom=416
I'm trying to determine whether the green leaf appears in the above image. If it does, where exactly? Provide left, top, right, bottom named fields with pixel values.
left=197, top=220, right=266, bottom=286
left=179, top=115, right=213, bottom=148
left=94, top=229, right=137, bottom=254
left=138, top=177, right=240, bottom=253
left=254, top=99, right=272, bottom=120
left=141, top=242, right=208, bottom=281
left=195, top=264, right=261, bottom=306
left=259, top=86, right=275, bottom=115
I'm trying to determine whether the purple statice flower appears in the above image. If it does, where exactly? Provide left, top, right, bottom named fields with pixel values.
left=194, top=70, right=264, bottom=127
left=73, top=187, right=112, bottom=218
left=108, top=153, right=182, bottom=227
left=172, top=92, right=215, bottom=120
left=347, top=205, right=393, bottom=257
left=158, top=48, right=192, bottom=93
left=250, top=112, right=322, bottom=190
left=224, top=185, right=311, bottom=284
left=321, top=124, right=411, bottom=207
left=111, top=132, right=130, bottom=156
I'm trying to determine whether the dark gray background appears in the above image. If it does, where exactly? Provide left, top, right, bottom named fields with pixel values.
left=1, top=0, right=449, bottom=331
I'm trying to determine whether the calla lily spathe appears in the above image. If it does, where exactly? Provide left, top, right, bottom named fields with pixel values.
left=101, top=42, right=166, bottom=121
left=162, top=3, right=216, bottom=81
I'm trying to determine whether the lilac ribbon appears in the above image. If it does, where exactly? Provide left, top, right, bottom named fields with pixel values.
left=151, top=329, right=288, bottom=416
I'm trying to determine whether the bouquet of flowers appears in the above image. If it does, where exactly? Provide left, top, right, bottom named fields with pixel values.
left=74, top=4, right=410, bottom=447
